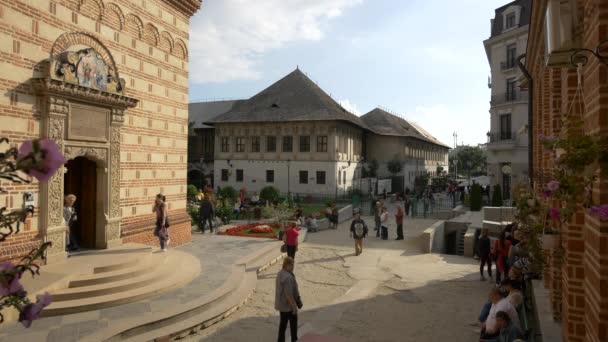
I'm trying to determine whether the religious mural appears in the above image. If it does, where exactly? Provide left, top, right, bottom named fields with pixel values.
left=53, top=48, right=123, bottom=94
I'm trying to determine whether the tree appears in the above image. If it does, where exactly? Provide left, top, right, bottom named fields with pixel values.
left=187, top=184, right=198, bottom=199
left=387, top=158, right=403, bottom=175
left=260, top=186, right=280, bottom=203
left=492, top=184, right=503, bottom=207
left=365, top=159, right=379, bottom=178
left=219, top=186, right=237, bottom=201
left=470, top=183, right=483, bottom=211
left=436, top=165, right=444, bottom=175
left=452, top=146, right=487, bottom=179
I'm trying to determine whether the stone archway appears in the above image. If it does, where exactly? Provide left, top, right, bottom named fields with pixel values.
left=33, top=32, right=138, bottom=262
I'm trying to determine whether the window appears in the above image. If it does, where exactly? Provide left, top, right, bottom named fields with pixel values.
left=299, top=171, right=308, bottom=184
left=266, top=170, right=274, bottom=183
left=221, top=137, right=229, bottom=152
left=505, top=12, right=516, bottom=29
left=251, top=136, right=260, bottom=152
left=506, top=78, right=517, bottom=101
left=236, top=169, right=244, bottom=182
left=236, top=137, right=245, bottom=152
left=343, top=171, right=347, bottom=185
left=266, top=136, right=276, bottom=152
left=316, top=171, right=326, bottom=185
left=317, top=136, right=328, bottom=152
left=500, top=114, right=512, bottom=140
left=506, top=44, right=517, bottom=68
left=282, top=136, right=293, bottom=152
left=221, top=169, right=229, bottom=181
left=338, top=170, right=341, bottom=184
left=299, top=136, right=310, bottom=152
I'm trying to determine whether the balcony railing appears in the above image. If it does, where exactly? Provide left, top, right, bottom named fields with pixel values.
left=500, top=60, right=517, bottom=71
left=487, top=131, right=517, bottom=144
left=491, top=90, right=528, bottom=106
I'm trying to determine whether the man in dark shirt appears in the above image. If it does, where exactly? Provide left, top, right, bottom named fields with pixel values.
left=350, top=211, right=368, bottom=256
left=478, top=228, right=492, bottom=281
left=199, top=197, right=214, bottom=234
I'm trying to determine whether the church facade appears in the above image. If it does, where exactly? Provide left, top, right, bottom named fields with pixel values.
left=0, top=0, right=201, bottom=262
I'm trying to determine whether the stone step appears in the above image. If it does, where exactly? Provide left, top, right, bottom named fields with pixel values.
left=41, top=250, right=200, bottom=317
left=50, top=256, right=170, bottom=302
left=68, top=256, right=158, bottom=288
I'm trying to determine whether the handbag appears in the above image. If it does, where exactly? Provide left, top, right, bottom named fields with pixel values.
left=280, top=244, right=287, bottom=253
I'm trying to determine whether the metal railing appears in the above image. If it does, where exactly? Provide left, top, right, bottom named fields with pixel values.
left=491, top=90, right=528, bottom=106
left=501, top=60, right=517, bottom=71
left=487, top=131, right=517, bottom=143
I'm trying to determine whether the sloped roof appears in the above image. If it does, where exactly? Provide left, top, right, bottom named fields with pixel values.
left=490, top=0, right=532, bottom=38
left=189, top=100, right=244, bottom=129
left=207, top=69, right=368, bottom=129
left=361, top=108, right=450, bottom=148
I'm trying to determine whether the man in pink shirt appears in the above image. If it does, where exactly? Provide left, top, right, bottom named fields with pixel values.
left=284, top=224, right=300, bottom=259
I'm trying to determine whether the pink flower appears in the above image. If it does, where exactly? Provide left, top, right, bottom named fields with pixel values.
left=546, top=181, right=560, bottom=193
left=0, top=260, right=16, bottom=272
left=549, top=208, right=561, bottom=221
left=589, top=205, right=608, bottom=221
left=18, top=292, right=51, bottom=328
left=18, top=139, right=65, bottom=183
left=0, top=276, right=23, bottom=297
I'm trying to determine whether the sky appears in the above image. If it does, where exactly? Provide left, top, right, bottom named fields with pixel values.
left=188, top=0, right=511, bottom=147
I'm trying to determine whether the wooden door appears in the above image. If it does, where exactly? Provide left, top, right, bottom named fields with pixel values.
left=64, top=157, right=97, bottom=249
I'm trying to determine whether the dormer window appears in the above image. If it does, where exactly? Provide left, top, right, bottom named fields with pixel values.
left=505, top=13, right=516, bottom=29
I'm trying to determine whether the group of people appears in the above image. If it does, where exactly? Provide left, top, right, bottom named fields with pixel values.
left=473, top=223, right=531, bottom=342
left=372, top=199, right=406, bottom=241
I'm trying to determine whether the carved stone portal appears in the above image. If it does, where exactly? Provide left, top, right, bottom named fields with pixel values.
left=34, top=32, right=138, bottom=262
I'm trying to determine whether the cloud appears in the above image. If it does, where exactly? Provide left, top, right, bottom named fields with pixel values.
left=189, top=0, right=363, bottom=84
left=338, top=99, right=361, bottom=115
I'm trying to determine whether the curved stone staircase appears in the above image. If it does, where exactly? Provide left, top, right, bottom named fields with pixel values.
left=40, top=245, right=201, bottom=317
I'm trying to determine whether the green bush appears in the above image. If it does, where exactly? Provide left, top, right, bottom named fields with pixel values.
left=492, top=184, right=503, bottom=207
left=187, top=184, right=198, bottom=198
left=219, top=186, right=238, bottom=201
left=260, top=186, right=280, bottom=202
left=470, top=183, right=482, bottom=211
left=186, top=204, right=199, bottom=226
left=215, top=201, right=233, bottom=224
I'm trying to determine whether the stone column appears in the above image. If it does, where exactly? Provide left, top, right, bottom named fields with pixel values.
left=41, top=97, right=68, bottom=263
left=106, top=109, right=123, bottom=248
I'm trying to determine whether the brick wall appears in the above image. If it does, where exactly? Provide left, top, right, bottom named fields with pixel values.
left=527, top=0, right=608, bottom=341
left=0, top=0, right=198, bottom=259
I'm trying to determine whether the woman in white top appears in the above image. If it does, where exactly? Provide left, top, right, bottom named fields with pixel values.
left=63, top=194, right=79, bottom=251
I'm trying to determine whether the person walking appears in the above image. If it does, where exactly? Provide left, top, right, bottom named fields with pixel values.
left=380, top=206, right=389, bottom=240
left=492, top=231, right=512, bottom=285
left=199, top=197, right=214, bottom=234
left=153, top=194, right=170, bottom=252
left=63, top=194, right=79, bottom=252
left=350, top=211, right=368, bottom=256
left=395, top=204, right=404, bottom=240
left=404, top=196, right=411, bottom=217
left=275, top=257, right=301, bottom=342
left=374, top=201, right=382, bottom=237
left=283, top=224, right=299, bottom=259
left=478, top=229, right=492, bottom=281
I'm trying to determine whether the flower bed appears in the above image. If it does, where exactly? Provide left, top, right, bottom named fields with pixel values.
left=219, top=222, right=284, bottom=239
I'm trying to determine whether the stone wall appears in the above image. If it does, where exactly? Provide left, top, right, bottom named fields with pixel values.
left=0, top=0, right=200, bottom=261
left=526, top=1, right=608, bottom=341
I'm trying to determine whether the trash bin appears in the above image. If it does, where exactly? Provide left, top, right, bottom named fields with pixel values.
left=381, top=226, right=388, bottom=240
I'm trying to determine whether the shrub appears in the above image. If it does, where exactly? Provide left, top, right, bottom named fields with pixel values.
left=215, top=201, right=233, bottom=224
left=187, top=184, right=198, bottom=198
left=260, top=186, right=280, bottom=202
left=387, top=158, right=403, bottom=175
left=219, top=186, right=238, bottom=201
left=470, top=183, right=483, bottom=211
left=492, top=184, right=503, bottom=207
left=187, top=204, right=199, bottom=226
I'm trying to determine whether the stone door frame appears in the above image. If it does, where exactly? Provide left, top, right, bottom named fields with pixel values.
left=32, top=32, right=138, bottom=262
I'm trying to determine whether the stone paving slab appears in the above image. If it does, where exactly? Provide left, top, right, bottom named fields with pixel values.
left=0, top=234, right=277, bottom=342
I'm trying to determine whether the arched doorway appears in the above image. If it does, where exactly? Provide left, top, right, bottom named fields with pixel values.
left=188, top=169, right=204, bottom=190
left=64, top=157, right=98, bottom=249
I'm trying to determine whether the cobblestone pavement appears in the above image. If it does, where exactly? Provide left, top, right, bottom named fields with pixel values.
left=0, top=234, right=275, bottom=342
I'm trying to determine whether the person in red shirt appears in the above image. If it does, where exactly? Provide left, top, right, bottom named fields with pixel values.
left=283, top=224, right=300, bottom=259
left=395, top=205, right=405, bottom=240
left=492, top=230, right=512, bottom=285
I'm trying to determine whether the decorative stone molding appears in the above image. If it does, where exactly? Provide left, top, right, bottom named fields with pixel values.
left=64, top=146, right=108, bottom=165
left=106, top=216, right=121, bottom=243
left=33, top=78, right=137, bottom=109
left=109, top=125, right=121, bottom=219
left=45, top=226, right=66, bottom=260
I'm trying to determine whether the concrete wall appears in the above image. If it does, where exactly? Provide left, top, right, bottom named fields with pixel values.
left=421, top=221, right=445, bottom=254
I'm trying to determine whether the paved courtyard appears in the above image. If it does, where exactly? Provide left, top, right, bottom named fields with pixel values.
left=0, top=235, right=276, bottom=342
left=186, top=208, right=490, bottom=342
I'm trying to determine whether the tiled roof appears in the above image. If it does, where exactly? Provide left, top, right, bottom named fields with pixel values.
left=490, top=0, right=532, bottom=38
left=360, top=108, right=450, bottom=148
left=189, top=100, right=244, bottom=129
left=207, top=69, right=368, bottom=129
